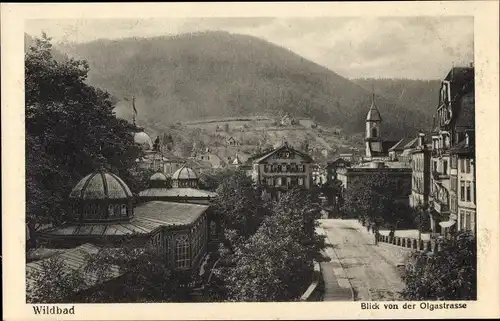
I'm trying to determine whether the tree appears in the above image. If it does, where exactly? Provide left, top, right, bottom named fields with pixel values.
left=198, top=168, right=237, bottom=192
left=205, top=188, right=328, bottom=302
left=25, top=33, right=141, bottom=234
left=401, top=232, right=476, bottom=300
left=211, top=171, right=269, bottom=239
left=341, top=172, right=413, bottom=231
left=26, top=255, right=87, bottom=303
left=83, top=239, right=186, bottom=303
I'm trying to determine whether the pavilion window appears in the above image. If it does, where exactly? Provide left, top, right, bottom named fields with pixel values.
left=108, top=204, right=115, bottom=218
left=121, top=204, right=127, bottom=216
left=174, top=234, right=190, bottom=269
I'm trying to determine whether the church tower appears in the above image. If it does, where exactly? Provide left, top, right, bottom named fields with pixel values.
left=365, top=90, right=383, bottom=158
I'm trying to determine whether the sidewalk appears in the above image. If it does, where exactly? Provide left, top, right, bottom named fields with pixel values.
left=316, top=227, right=354, bottom=301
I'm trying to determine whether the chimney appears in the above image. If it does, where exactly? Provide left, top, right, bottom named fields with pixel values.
left=418, top=132, right=425, bottom=147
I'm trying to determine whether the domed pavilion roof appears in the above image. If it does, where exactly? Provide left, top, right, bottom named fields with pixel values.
left=134, top=131, right=153, bottom=150
left=172, top=164, right=198, bottom=181
left=150, top=172, right=168, bottom=181
left=69, top=172, right=133, bottom=200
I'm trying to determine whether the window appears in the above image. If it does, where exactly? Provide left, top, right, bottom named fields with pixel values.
left=263, top=165, right=269, bottom=173
left=371, top=127, right=378, bottom=138
left=298, top=177, right=304, bottom=186
left=276, top=177, right=282, bottom=186
left=451, top=176, right=457, bottom=192
left=281, top=164, right=287, bottom=172
left=460, top=181, right=465, bottom=201
left=466, top=181, right=471, bottom=202
left=451, top=155, right=457, bottom=169
left=442, top=160, right=448, bottom=175
left=465, top=159, right=471, bottom=174
left=210, top=221, right=217, bottom=238
left=460, top=159, right=465, bottom=173
left=465, top=212, right=471, bottom=231
left=121, top=204, right=127, bottom=216
left=175, top=234, right=190, bottom=268
left=108, top=204, right=115, bottom=217
left=267, top=177, right=273, bottom=186
left=460, top=210, right=465, bottom=230
left=291, top=164, right=297, bottom=172
left=433, top=161, right=438, bottom=171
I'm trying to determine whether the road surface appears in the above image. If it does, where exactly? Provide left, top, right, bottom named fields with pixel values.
left=319, top=219, right=412, bottom=301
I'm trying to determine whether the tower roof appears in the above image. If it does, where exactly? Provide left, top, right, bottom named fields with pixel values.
left=366, top=91, right=382, bottom=122
left=171, top=164, right=198, bottom=181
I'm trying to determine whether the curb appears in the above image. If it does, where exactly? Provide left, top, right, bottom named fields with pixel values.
left=299, top=260, right=321, bottom=301
left=317, top=227, right=355, bottom=301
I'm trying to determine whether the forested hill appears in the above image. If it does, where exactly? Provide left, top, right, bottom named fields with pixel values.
left=27, top=31, right=433, bottom=137
left=352, top=78, right=441, bottom=132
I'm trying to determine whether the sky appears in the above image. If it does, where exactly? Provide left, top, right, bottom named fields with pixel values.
left=25, top=16, right=474, bottom=80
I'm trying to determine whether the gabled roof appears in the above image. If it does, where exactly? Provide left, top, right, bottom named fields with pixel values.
left=388, top=137, right=418, bottom=152
left=253, top=142, right=313, bottom=164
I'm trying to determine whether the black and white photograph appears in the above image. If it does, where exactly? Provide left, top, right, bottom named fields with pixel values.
left=2, top=2, right=499, bottom=320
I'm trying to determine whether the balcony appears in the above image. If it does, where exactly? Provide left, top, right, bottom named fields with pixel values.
left=433, top=201, right=449, bottom=214
left=432, top=171, right=449, bottom=180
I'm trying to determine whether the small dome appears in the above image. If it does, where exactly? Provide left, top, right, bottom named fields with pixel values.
left=134, top=131, right=153, bottom=150
left=150, top=172, right=168, bottom=181
left=172, top=165, right=198, bottom=181
left=70, top=172, right=133, bottom=200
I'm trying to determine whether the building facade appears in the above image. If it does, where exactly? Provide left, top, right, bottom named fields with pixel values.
left=409, top=133, right=432, bottom=209
left=35, top=168, right=222, bottom=289
left=430, top=66, right=474, bottom=237
left=252, top=142, right=314, bottom=199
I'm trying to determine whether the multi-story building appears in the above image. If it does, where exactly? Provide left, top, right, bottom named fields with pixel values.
left=430, top=65, right=474, bottom=237
left=453, top=130, right=475, bottom=234
left=252, top=141, right=314, bottom=200
left=337, top=162, right=412, bottom=214
left=409, top=132, right=433, bottom=209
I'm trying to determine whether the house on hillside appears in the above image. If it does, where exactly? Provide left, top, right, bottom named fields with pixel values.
left=252, top=141, right=314, bottom=200
left=195, top=148, right=224, bottom=169
left=226, top=137, right=239, bottom=147
left=280, top=113, right=297, bottom=126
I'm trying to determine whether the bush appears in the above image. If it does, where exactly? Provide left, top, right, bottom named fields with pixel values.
left=401, top=232, right=476, bottom=300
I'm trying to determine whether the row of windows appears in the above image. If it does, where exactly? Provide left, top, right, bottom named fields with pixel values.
left=459, top=210, right=474, bottom=231
left=412, top=156, right=425, bottom=172
left=263, top=176, right=305, bottom=187
left=263, top=163, right=306, bottom=173
left=71, top=203, right=128, bottom=220
left=460, top=180, right=474, bottom=203
left=172, top=180, right=198, bottom=188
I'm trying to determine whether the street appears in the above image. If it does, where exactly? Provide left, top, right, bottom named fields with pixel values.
left=319, top=219, right=413, bottom=301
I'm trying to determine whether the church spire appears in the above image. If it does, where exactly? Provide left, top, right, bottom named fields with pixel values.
left=366, top=86, right=382, bottom=122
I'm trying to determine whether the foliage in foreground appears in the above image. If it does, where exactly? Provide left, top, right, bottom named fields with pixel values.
left=401, top=232, right=477, bottom=300
left=206, top=186, right=328, bottom=302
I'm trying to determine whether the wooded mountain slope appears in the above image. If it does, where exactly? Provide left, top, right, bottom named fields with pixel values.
left=27, top=31, right=437, bottom=137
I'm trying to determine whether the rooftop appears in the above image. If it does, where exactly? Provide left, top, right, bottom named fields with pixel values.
left=26, top=243, right=123, bottom=296
left=138, top=187, right=217, bottom=199
left=39, top=201, right=209, bottom=238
